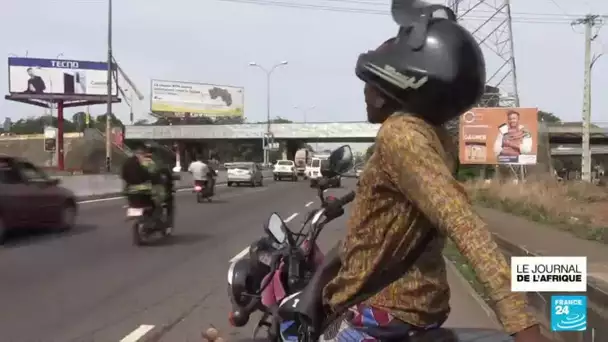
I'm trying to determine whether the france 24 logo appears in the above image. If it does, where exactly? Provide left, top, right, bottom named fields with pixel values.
left=550, top=295, right=587, bottom=332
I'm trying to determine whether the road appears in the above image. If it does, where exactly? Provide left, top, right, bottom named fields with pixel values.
left=0, top=179, right=500, bottom=342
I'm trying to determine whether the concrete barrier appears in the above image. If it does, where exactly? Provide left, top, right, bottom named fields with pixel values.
left=56, top=170, right=273, bottom=199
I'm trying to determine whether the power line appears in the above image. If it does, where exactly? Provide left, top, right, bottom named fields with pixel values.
left=217, top=0, right=606, bottom=24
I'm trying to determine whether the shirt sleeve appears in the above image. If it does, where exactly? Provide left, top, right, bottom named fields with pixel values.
left=377, top=120, right=537, bottom=334
left=493, top=131, right=503, bottom=156
left=520, top=134, right=533, bottom=154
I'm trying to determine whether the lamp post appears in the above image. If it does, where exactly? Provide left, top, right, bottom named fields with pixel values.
left=248, top=60, right=288, bottom=165
left=293, top=105, right=316, bottom=123
left=105, top=0, right=113, bottom=172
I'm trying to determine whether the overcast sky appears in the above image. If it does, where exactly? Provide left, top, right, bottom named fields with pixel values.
left=1, top=0, right=607, bottom=128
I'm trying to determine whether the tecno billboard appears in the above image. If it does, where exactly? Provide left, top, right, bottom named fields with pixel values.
left=7, top=57, right=117, bottom=96
left=459, top=107, right=539, bottom=165
left=150, top=79, right=244, bottom=116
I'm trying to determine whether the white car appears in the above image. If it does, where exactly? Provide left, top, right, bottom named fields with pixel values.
left=273, top=160, right=298, bottom=181
left=225, top=162, right=264, bottom=187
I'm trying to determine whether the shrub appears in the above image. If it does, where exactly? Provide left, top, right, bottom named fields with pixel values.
left=465, top=179, right=608, bottom=243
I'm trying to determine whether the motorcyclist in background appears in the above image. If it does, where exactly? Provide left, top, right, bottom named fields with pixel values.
left=321, top=4, right=548, bottom=342
left=121, top=142, right=167, bottom=221
left=188, top=155, right=210, bottom=190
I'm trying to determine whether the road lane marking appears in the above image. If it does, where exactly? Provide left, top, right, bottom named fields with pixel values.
left=120, top=324, right=155, bottom=342
left=229, top=246, right=251, bottom=263
left=285, top=213, right=298, bottom=222
left=305, top=201, right=314, bottom=207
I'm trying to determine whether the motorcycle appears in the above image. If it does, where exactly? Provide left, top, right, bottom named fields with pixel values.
left=125, top=173, right=179, bottom=246
left=226, top=144, right=514, bottom=342
left=125, top=194, right=172, bottom=246
left=227, top=145, right=356, bottom=340
left=194, top=180, right=214, bottom=203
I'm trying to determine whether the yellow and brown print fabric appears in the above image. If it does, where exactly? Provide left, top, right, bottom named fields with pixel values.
left=323, top=113, right=537, bottom=334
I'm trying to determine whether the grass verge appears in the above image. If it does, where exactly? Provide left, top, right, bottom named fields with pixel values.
left=443, top=240, right=489, bottom=302
left=465, top=179, right=608, bottom=243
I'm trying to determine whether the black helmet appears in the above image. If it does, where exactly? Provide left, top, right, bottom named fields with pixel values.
left=355, top=2, right=485, bottom=125
left=134, top=141, right=154, bottom=154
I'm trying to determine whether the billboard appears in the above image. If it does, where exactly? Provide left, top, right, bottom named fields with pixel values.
left=459, top=107, right=538, bottom=165
left=150, top=79, right=244, bottom=117
left=8, top=57, right=117, bottom=96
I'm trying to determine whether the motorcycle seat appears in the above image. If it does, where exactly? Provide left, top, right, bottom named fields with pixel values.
left=278, top=243, right=342, bottom=328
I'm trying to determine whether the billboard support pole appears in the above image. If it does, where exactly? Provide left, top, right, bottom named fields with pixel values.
left=57, top=100, right=65, bottom=171
left=105, top=0, right=113, bottom=173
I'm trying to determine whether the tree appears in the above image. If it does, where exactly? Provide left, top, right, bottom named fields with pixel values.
left=133, top=119, right=149, bottom=125
left=365, top=143, right=375, bottom=161
left=215, top=116, right=245, bottom=125
left=538, top=110, right=561, bottom=123
left=94, top=113, right=124, bottom=132
left=256, top=117, right=292, bottom=124
left=9, top=115, right=77, bottom=134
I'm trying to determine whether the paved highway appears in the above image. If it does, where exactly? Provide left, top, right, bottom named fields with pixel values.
left=0, top=179, right=500, bottom=342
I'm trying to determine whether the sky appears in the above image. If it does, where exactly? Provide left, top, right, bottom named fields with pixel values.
left=1, top=0, right=608, bottom=132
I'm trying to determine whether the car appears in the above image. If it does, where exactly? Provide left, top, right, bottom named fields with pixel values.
left=226, top=162, right=264, bottom=187
left=309, top=158, right=341, bottom=188
left=355, top=167, right=363, bottom=178
left=273, top=160, right=298, bottom=181
left=0, top=155, right=78, bottom=244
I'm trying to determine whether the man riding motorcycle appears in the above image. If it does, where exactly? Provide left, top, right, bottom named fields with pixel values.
left=188, top=155, right=211, bottom=192
left=121, top=142, right=170, bottom=229
left=319, top=5, right=548, bottom=342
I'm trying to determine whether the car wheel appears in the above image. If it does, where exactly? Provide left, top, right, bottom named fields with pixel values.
left=0, top=217, right=7, bottom=245
left=250, top=180, right=256, bottom=187
left=227, top=182, right=233, bottom=187
left=273, top=176, right=278, bottom=181
left=58, top=201, right=77, bottom=232
left=259, top=178, right=264, bottom=186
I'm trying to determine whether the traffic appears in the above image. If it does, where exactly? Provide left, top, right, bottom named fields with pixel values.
left=0, top=145, right=506, bottom=341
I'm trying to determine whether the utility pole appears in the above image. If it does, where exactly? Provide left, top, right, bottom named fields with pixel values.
left=572, top=15, right=600, bottom=182
left=105, top=0, right=113, bottom=172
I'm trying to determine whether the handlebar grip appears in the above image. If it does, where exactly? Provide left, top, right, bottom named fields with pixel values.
left=337, top=191, right=356, bottom=206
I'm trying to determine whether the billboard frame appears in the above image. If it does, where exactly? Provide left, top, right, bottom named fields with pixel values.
left=4, top=57, right=121, bottom=170
left=149, top=79, right=245, bottom=117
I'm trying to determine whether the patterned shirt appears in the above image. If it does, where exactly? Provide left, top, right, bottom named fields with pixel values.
left=323, top=114, right=537, bottom=334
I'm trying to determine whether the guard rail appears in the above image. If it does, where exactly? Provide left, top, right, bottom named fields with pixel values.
left=56, top=170, right=273, bottom=199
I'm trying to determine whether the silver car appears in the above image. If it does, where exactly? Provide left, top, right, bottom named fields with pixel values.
left=226, top=162, right=264, bottom=187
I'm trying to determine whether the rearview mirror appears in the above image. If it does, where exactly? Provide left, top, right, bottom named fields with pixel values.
left=321, top=145, right=353, bottom=178
left=265, top=213, right=287, bottom=244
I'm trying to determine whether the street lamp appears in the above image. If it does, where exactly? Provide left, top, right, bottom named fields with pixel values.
left=293, top=105, right=316, bottom=123
left=248, top=60, right=288, bottom=165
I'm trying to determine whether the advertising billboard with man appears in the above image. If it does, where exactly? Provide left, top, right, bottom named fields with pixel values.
left=7, top=57, right=117, bottom=96
left=459, top=107, right=538, bottom=165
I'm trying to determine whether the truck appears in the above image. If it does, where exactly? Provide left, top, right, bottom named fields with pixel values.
left=306, top=153, right=341, bottom=188
left=294, top=148, right=311, bottom=178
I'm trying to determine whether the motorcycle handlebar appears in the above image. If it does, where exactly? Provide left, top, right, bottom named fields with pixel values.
left=336, top=191, right=355, bottom=207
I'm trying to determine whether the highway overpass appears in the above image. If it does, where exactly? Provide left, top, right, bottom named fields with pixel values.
left=124, top=122, right=608, bottom=155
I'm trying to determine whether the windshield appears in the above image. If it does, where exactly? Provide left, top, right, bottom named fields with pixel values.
left=311, top=159, right=320, bottom=167
left=277, top=161, right=292, bottom=166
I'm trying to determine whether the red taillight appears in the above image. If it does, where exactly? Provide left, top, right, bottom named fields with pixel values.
left=194, top=186, right=203, bottom=191
left=327, top=195, right=336, bottom=201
